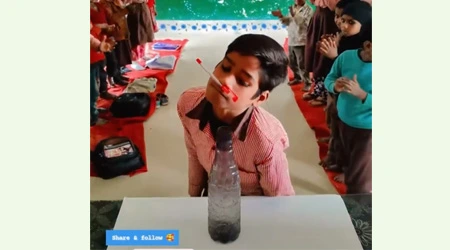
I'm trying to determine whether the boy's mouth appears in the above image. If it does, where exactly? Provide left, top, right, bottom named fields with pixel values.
left=210, top=81, right=229, bottom=100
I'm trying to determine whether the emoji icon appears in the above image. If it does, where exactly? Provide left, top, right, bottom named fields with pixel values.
left=166, top=233, right=175, bottom=242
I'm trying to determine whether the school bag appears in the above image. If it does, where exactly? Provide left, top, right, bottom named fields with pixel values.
left=91, top=137, right=144, bottom=179
left=109, top=92, right=151, bottom=118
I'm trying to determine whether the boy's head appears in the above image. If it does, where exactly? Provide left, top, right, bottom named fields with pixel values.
left=360, top=20, right=372, bottom=61
left=340, top=1, right=372, bottom=37
left=205, top=34, right=288, bottom=112
left=334, top=0, right=358, bottom=28
left=295, top=0, right=306, bottom=6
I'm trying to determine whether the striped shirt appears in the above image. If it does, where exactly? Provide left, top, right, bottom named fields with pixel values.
left=177, top=87, right=295, bottom=197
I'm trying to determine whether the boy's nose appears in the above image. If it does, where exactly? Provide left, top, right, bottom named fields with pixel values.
left=216, top=74, right=233, bottom=86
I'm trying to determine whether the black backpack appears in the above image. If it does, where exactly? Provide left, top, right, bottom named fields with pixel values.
left=91, top=137, right=145, bottom=179
left=109, top=93, right=151, bottom=118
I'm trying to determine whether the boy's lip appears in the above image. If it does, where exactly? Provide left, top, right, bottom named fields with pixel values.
left=209, top=81, right=229, bottom=100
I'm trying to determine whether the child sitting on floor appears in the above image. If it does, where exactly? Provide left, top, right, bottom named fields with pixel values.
left=324, top=20, right=372, bottom=194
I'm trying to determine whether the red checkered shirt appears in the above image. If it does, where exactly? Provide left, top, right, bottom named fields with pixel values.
left=177, top=87, right=295, bottom=197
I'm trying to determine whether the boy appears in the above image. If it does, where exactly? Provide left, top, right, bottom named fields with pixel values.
left=324, top=21, right=372, bottom=194
left=273, top=0, right=313, bottom=90
left=177, top=34, right=295, bottom=197
left=90, top=22, right=114, bottom=126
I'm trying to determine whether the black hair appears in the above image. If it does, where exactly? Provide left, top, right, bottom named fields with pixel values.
left=225, top=34, right=289, bottom=94
left=360, top=20, right=372, bottom=43
left=336, top=0, right=358, bottom=9
left=342, top=1, right=372, bottom=26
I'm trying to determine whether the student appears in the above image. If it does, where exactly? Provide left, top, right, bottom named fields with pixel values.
left=303, top=0, right=340, bottom=106
left=104, top=0, right=133, bottom=67
left=273, top=0, right=313, bottom=90
left=324, top=21, right=372, bottom=194
left=90, top=0, right=127, bottom=93
left=318, top=0, right=371, bottom=171
left=319, top=0, right=372, bottom=60
left=127, top=0, right=155, bottom=60
left=177, top=34, right=295, bottom=197
left=147, top=0, right=158, bottom=33
left=90, top=22, right=114, bottom=126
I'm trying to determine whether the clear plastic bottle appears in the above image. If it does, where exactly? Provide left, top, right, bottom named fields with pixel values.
left=208, top=126, right=241, bottom=244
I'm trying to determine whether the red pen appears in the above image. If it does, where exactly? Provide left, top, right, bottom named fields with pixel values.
left=195, top=58, right=238, bottom=102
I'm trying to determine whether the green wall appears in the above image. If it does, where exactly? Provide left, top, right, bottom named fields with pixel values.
left=156, top=0, right=315, bottom=20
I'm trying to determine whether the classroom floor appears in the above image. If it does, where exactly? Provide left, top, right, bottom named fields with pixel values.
left=90, top=30, right=337, bottom=200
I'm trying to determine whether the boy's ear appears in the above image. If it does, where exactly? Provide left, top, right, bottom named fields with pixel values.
left=252, top=90, right=269, bottom=107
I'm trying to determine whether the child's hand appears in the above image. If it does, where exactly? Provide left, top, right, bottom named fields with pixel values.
left=271, top=9, right=282, bottom=17
left=99, top=36, right=115, bottom=52
left=106, top=24, right=116, bottom=32
left=334, top=77, right=347, bottom=92
left=341, top=75, right=368, bottom=100
left=319, top=37, right=338, bottom=59
left=320, top=34, right=333, bottom=40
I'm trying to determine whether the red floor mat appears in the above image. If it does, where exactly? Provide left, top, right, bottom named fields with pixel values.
left=90, top=122, right=147, bottom=177
left=284, top=38, right=347, bottom=194
left=90, top=39, right=188, bottom=178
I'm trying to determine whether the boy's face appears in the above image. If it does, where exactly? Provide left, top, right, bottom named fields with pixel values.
left=295, top=0, right=305, bottom=6
left=340, top=14, right=362, bottom=36
left=362, top=41, right=372, bottom=61
left=334, top=8, right=343, bottom=28
left=205, top=51, right=269, bottom=113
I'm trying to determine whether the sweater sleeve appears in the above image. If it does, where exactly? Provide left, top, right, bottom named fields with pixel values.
left=324, top=54, right=343, bottom=94
left=361, top=93, right=372, bottom=108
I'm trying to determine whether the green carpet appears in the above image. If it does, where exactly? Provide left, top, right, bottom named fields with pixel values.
left=91, top=195, right=371, bottom=250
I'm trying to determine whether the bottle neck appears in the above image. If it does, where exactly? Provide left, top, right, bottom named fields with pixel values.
left=214, top=148, right=235, bottom=166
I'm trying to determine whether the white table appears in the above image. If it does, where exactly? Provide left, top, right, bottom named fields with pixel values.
left=107, top=195, right=362, bottom=250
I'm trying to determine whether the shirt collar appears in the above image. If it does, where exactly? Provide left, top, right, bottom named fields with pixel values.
left=185, top=98, right=254, bottom=141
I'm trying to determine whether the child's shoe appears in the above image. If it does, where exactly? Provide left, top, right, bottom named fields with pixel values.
left=156, top=93, right=169, bottom=106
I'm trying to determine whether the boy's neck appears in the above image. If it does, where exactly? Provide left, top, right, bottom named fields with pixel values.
left=212, top=105, right=249, bottom=125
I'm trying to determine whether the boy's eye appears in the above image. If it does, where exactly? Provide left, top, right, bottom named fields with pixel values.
left=220, top=62, right=250, bottom=87
left=221, top=64, right=231, bottom=72
left=237, top=78, right=249, bottom=87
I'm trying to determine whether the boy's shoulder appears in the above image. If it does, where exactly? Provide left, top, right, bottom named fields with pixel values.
left=251, top=107, right=289, bottom=149
left=177, top=87, right=206, bottom=117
